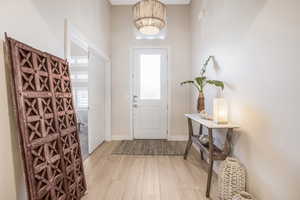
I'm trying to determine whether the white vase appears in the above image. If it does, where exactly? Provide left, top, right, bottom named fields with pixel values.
left=219, top=157, right=246, bottom=200
left=232, top=191, right=255, bottom=200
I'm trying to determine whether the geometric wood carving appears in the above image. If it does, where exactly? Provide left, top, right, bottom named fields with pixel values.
left=5, top=35, right=87, bottom=200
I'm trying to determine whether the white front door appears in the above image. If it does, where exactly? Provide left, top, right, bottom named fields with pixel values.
left=133, top=48, right=168, bottom=139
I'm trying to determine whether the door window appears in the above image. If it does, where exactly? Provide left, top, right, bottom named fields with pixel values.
left=140, top=54, right=161, bottom=100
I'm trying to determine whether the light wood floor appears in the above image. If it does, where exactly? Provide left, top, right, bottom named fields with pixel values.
left=82, top=141, right=218, bottom=200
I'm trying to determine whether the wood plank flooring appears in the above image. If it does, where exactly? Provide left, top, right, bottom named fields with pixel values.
left=82, top=141, right=218, bottom=200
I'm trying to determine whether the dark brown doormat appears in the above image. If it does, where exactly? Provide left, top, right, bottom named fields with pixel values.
left=112, top=140, right=187, bottom=156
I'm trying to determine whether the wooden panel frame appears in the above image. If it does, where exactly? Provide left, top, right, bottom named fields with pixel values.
left=5, top=34, right=86, bottom=200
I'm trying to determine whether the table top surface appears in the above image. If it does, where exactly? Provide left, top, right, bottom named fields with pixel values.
left=185, top=113, right=240, bottom=129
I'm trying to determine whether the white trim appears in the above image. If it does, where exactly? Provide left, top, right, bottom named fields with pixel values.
left=129, top=46, right=171, bottom=140
left=64, top=19, right=112, bottom=142
left=111, top=135, right=133, bottom=141
left=109, top=0, right=191, bottom=5
left=129, top=48, right=134, bottom=140
left=105, top=61, right=112, bottom=141
left=113, top=134, right=188, bottom=141
left=64, top=20, right=110, bottom=62
left=167, top=47, right=172, bottom=141
left=168, top=136, right=188, bottom=141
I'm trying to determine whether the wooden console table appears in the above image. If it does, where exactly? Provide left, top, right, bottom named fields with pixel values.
left=183, top=114, right=240, bottom=198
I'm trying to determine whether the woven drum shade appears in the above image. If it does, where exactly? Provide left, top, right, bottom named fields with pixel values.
left=133, top=0, right=167, bottom=35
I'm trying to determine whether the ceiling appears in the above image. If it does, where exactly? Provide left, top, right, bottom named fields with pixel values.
left=109, top=0, right=191, bottom=5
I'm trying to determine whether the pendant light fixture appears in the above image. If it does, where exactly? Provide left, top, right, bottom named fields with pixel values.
left=133, top=0, right=167, bottom=35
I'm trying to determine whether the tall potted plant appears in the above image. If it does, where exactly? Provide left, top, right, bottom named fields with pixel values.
left=181, top=56, right=224, bottom=112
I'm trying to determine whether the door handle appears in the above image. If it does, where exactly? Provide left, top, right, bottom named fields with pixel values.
left=133, top=103, right=138, bottom=108
left=133, top=95, right=138, bottom=103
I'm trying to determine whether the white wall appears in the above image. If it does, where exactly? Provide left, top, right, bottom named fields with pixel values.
left=190, top=0, right=300, bottom=199
left=0, top=0, right=111, bottom=199
left=111, top=5, right=191, bottom=140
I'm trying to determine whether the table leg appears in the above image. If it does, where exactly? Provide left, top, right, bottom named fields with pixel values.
left=199, top=125, right=204, bottom=160
left=206, top=128, right=214, bottom=198
left=224, top=128, right=233, bottom=156
left=184, top=118, right=193, bottom=160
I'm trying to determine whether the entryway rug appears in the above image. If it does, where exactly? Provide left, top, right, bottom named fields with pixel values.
left=112, top=140, right=187, bottom=156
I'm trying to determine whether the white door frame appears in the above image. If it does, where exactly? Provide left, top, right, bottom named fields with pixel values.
left=129, top=46, right=171, bottom=140
left=64, top=19, right=112, bottom=142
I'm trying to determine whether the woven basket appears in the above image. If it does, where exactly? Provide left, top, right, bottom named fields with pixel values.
left=219, top=157, right=246, bottom=200
left=232, top=191, right=255, bottom=200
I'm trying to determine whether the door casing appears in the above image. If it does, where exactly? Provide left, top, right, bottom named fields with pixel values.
left=64, top=20, right=112, bottom=149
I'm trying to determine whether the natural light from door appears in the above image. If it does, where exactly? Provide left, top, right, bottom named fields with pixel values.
left=140, top=54, right=161, bottom=100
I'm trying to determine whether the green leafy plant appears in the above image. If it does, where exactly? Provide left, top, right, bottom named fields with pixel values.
left=180, top=56, right=224, bottom=93
left=180, top=56, right=224, bottom=112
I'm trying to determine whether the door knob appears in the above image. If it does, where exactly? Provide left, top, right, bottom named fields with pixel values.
left=133, top=95, right=138, bottom=103
left=133, top=103, right=138, bottom=108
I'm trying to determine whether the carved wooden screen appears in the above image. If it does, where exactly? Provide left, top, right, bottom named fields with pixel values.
left=6, top=36, right=86, bottom=200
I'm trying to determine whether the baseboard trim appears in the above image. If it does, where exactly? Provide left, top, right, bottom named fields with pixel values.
left=111, top=135, right=188, bottom=141
left=168, top=136, right=188, bottom=141
left=111, top=135, right=133, bottom=141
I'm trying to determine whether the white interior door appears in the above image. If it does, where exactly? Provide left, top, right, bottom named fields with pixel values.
left=88, top=49, right=105, bottom=153
left=70, top=42, right=89, bottom=159
left=133, top=48, right=168, bottom=139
